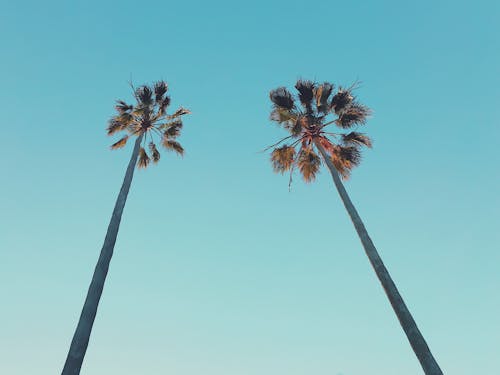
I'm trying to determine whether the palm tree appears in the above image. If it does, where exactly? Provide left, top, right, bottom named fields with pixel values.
left=62, top=81, right=190, bottom=375
left=265, top=80, right=443, bottom=375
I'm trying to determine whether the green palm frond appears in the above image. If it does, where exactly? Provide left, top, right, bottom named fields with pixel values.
left=154, top=81, right=168, bottom=103
left=270, top=87, right=294, bottom=110
left=149, top=142, right=160, bottom=163
left=297, top=147, right=321, bottom=182
left=162, top=138, right=184, bottom=156
left=138, top=147, right=150, bottom=168
left=295, top=80, right=315, bottom=112
left=315, top=82, right=333, bottom=113
left=331, top=89, right=353, bottom=114
left=335, top=103, right=370, bottom=128
left=341, top=132, right=372, bottom=148
left=110, top=135, right=129, bottom=149
left=271, top=145, right=296, bottom=173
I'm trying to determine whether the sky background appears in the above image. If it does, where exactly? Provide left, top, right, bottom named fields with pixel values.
left=1, top=0, right=499, bottom=374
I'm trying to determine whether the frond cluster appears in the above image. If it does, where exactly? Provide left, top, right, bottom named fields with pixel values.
left=107, top=81, right=190, bottom=169
left=267, top=79, right=372, bottom=184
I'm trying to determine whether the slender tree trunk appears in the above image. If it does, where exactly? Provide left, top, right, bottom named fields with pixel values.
left=62, top=134, right=144, bottom=375
left=315, top=141, right=443, bottom=375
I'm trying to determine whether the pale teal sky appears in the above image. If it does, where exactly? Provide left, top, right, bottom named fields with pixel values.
left=1, top=0, right=499, bottom=374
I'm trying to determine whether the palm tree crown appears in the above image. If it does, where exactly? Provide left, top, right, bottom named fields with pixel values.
left=267, top=80, right=371, bottom=185
left=107, top=81, right=191, bottom=168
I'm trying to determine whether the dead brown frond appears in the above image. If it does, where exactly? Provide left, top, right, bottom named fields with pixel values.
left=170, top=107, right=191, bottom=119
left=110, top=135, right=129, bottom=149
left=149, top=142, right=160, bottom=163
left=138, top=147, right=150, bottom=168
left=297, top=147, right=321, bottom=182
left=271, top=145, right=296, bottom=174
left=314, top=82, right=333, bottom=113
left=270, top=87, right=294, bottom=110
left=341, top=132, right=372, bottom=148
left=162, top=138, right=184, bottom=156
left=107, top=118, right=125, bottom=135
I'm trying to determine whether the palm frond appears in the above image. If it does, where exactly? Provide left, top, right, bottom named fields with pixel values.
left=295, top=80, right=315, bottom=112
left=162, top=138, right=184, bottom=156
left=107, top=117, right=128, bottom=135
left=341, top=132, right=372, bottom=148
left=110, top=135, right=129, bottom=149
left=169, top=107, right=191, bottom=119
left=270, top=87, right=294, bottom=110
left=331, top=89, right=353, bottom=114
left=335, top=103, right=370, bottom=128
left=297, top=147, right=321, bottom=182
left=154, top=81, right=168, bottom=103
left=270, top=145, right=296, bottom=174
left=149, top=142, right=160, bottom=163
left=163, top=120, right=182, bottom=138
left=115, top=100, right=133, bottom=113
left=138, top=147, right=150, bottom=168
left=330, top=145, right=361, bottom=179
left=159, top=96, right=171, bottom=114
left=270, top=107, right=297, bottom=124
left=315, top=82, right=333, bottom=113
left=135, top=85, right=153, bottom=106
left=289, top=118, right=303, bottom=136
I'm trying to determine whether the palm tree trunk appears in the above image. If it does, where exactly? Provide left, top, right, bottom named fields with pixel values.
left=62, top=134, right=144, bottom=375
left=314, top=141, right=443, bottom=375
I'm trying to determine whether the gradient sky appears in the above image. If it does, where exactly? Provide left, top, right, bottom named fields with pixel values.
left=1, top=0, right=499, bottom=374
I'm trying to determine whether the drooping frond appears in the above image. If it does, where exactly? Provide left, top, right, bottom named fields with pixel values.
left=297, top=147, right=321, bottom=182
left=331, top=89, right=353, bottom=114
left=149, top=142, right=160, bottom=163
left=341, top=132, right=372, bottom=148
left=135, top=85, right=153, bottom=106
left=138, top=147, right=150, bottom=168
left=270, top=87, right=294, bottom=110
left=315, top=82, right=333, bottom=113
left=330, top=145, right=361, bottom=179
left=115, top=100, right=133, bottom=113
left=110, top=135, right=129, bottom=149
left=158, top=96, right=171, bottom=114
left=295, top=80, right=315, bottom=111
left=162, top=138, right=184, bottom=156
left=154, top=81, right=168, bottom=103
left=335, top=103, right=370, bottom=128
left=271, top=145, right=296, bottom=174
left=163, top=120, right=182, bottom=138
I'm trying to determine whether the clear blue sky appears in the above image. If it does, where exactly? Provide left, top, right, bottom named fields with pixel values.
left=1, top=0, right=499, bottom=374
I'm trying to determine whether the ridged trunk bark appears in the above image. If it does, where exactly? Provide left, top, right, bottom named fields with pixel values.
left=314, top=141, right=443, bottom=375
left=62, top=134, right=144, bottom=375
